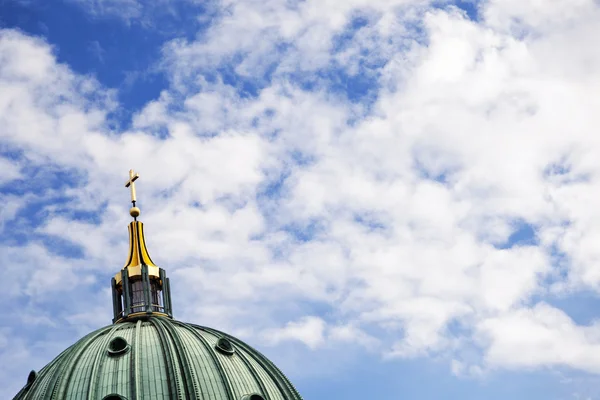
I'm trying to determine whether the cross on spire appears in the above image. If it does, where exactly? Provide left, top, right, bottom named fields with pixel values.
left=125, top=169, right=139, bottom=204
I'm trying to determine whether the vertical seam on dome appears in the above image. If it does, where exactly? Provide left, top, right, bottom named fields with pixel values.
left=20, top=342, right=68, bottom=399
left=148, top=317, right=183, bottom=400
left=244, top=344, right=303, bottom=400
left=201, top=326, right=304, bottom=400
left=155, top=317, right=199, bottom=399
left=47, top=327, right=107, bottom=399
left=46, top=326, right=113, bottom=400
left=16, top=364, right=56, bottom=400
left=86, top=324, right=124, bottom=400
left=231, top=344, right=271, bottom=400
left=131, top=320, right=142, bottom=400
left=172, top=320, right=236, bottom=400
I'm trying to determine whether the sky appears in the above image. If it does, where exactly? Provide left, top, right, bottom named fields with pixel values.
left=2, top=0, right=600, bottom=398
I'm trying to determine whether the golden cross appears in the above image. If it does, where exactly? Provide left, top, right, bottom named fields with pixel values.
left=125, top=169, right=140, bottom=203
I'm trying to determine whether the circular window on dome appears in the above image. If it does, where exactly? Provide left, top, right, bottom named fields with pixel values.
left=107, top=337, right=130, bottom=356
left=102, top=394, right=127, bottom=400
left=24, top=370, right=37, bottom=389
left=241, top=394, right=265, bottom=400
left=215, top=337, right=235, bottom=355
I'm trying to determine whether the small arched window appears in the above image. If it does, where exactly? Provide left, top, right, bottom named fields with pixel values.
left=102, top=394, right=127, bottom=400
left=241, top=394, right=266, bottom=400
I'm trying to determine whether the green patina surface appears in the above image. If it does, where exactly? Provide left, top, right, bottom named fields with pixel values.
left=13, top=317, right=303, bottom=400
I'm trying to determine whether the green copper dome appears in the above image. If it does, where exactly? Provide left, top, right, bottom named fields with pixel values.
left=12, top=171, right=303, bottom=399
left=13, top=317, right=302, bottom=400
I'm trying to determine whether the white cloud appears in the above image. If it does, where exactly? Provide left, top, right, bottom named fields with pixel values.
left=263, top=317, right=380, bottom=350
left=5, top=0, right=600, bottom=395
left=0, top=157, right=21, bottom=184
left=478, top=303, right=600, bottom=373
left=151, top=0, right=600, bottom=371
left=264, top=316, right=326, bottom=349
left=329, top=323, right=379, bottom=349
left=483, top=0, right=597, bottom=33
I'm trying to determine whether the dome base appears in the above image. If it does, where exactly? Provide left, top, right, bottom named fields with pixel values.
left=13, top=317, right=302, bottom=400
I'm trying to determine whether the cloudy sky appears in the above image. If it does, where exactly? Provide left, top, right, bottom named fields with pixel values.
left=2, top=0, right=600, bottom=398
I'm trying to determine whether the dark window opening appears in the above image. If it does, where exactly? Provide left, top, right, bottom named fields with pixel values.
left=102, top=394, right=127, bottom=400
left=216, top=337, right=235, bottom=355
left=130, top=280, right=145, bottom=313
left=241, top=394, right=265, bottom=400
left=150, top=280, right=164, bottom=312
left=129, top=278, right=165, bottom=314
left=107, top=337, right=130, bottom=356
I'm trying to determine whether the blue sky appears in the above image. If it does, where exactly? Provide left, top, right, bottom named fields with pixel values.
left=2, top=0, right=600, bottom=399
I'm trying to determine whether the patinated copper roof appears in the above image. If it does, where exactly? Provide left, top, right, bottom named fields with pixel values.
left=13, top=317, right=302, bottom=400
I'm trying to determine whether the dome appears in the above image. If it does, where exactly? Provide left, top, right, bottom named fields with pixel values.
left=12, top=170, right=303, bottom=399
left=13, top=317, right=302, bottom=400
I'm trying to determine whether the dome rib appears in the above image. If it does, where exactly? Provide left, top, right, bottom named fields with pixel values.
left=148, top=318, right=181, bottom=399
left=36, top=344, right=73, bottom=399
left=172, top=320, right=236, bottom=399
left=131, top=320, right=142, bottom=400
left=21, top=341, right=68, bottom=399
left=154, top=317, right=199, bottom=399
left=86, top=325, right=123, bottom=400
left=201, top=326, right=303, bottom=400
left=14, top=338, right=67, bottom=399
left=50, top=326, right=115, bottom=400
left=225, top=337, right=270, bottom=399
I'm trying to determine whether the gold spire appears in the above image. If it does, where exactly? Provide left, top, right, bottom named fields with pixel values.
left=123, top=220, right=157, bottom=268
left=122, top=169, right=156, bottom=269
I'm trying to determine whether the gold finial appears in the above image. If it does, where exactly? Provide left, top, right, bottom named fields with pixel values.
left=125, top=169, right=141, bottom=219
left=120, top=168, right=157, bottom=270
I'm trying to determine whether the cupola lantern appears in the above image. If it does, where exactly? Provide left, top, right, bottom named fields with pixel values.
left=110, top=169, right=173, bottom=323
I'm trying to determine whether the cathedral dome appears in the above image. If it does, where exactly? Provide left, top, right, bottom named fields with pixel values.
left=13, top=317, right=302, bottom=400
left=12, top=170, right=303, bottom=400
